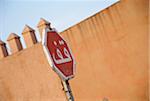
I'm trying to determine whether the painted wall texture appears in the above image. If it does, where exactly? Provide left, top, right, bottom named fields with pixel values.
left=0, top=0, right=148, bottom=101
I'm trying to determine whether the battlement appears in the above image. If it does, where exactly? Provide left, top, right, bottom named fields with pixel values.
left=0, top=18, right=51, bottom=59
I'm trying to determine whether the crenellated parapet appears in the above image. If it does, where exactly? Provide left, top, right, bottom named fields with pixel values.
left=37, top=18, right=51, bottom=38
left=22, top=25, right=37, bottom=48
left=0, top=18, right=51, bottom=59
left=7, top=33, right=23, bottom=53
left=0, top=40, right=8, bottom=59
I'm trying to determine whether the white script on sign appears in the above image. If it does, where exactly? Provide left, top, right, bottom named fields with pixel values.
left=52, top=40, right=72, bottom=64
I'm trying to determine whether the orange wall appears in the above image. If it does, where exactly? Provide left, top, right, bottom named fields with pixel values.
left=61, top=0, right=148, bottom=101
left=0, top=0, right=148, bottom=101
left=0, top=44, right=66, bottom=101
left=149, top=0, right=150, bottom=100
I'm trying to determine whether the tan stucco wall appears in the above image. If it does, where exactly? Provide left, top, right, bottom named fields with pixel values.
left=149, top=0, right=150, bottom=100
left=0, top=0, right=148, bottom=101
left=0, top=44, right=66, bottom=101
left=61, top=0, right=148, bottom=101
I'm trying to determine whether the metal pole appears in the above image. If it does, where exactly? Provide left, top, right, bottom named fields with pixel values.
left=62, top=80, right=74, bottom=101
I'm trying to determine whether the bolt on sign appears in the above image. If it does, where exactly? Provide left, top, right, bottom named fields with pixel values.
left=42, top=28, right=76, bottom=81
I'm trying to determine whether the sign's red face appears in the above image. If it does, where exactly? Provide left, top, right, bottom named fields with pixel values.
left=43, top=30, right=75, bottom=80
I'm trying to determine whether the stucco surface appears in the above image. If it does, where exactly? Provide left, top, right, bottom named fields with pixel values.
left=0, top=0, right=148, bottom=101
left=61, top=0, right=148, bottom=101
left=0, top=44, right=66, bottom=101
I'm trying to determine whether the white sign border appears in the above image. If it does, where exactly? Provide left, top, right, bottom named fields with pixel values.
left=42, top=28, right=76, bottom=81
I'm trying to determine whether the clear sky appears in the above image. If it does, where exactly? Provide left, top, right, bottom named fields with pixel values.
left=0, top=0, right=118, bottom=46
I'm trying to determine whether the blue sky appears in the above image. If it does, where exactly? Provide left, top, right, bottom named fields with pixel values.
left=0, top=0, right=118, bottom=46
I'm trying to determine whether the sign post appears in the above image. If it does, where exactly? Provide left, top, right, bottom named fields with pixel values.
left=62, top=80, right=74, bottom=101
left=42, top=28, right=75, bottom=101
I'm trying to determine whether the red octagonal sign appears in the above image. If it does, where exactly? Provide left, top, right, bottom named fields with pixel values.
left=42, top=28, right=75, bottom=80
